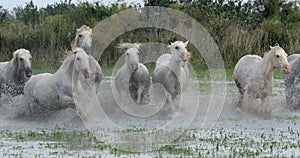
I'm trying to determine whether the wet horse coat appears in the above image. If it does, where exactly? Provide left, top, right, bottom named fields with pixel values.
left=152, top=41, right=190, bottom=113
left=24, top=48, right=92, bottom=114
left=115, top=43, right=151, bottom=105
left=284, top=54, right=300, bottom=110
left=0, top=49, right=32, bottom=96
left=73, top=25, right=102, bottom=93
left=233, top=45, right=291, bottom=113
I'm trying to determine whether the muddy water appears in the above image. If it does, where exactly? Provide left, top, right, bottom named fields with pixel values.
left=0, top=77, right=299, bottom=157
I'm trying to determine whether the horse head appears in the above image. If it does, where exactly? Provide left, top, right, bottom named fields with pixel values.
left=168, top=41, right=190, bottom=66
left=12, top=49, right=32, bottom=78
left=270, top=45, right=291, bottom=74
left=125, top=48, right=140, bottom=72
left=73, top=47, right=92, bottom=78
left=75, top=25, right=92, bottom=54
left=118, top=43, right=142, bottom=72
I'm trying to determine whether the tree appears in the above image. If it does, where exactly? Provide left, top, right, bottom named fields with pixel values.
left=0, top=6, right=8, bottom=24
left=144, top=0, right=177, bottom=7
left=13, top=1, right=39, bottom=29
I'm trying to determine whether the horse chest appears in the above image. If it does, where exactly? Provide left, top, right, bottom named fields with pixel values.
left=165, top=71, right=181, bottom=98
left=246, top=77, right=272, bottom=97
left=56, top=77, right=72, bottom=95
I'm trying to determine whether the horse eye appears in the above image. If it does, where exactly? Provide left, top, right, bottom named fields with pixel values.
left=29, top=57, right=32, bottom=61
left=175, top=46, right=180, bottom=50
left=125, top=52, right=129, bottom=56
left=19, top=58, right=23, bottom=61
left=79, top=34, right=82, bottom=38
left=276, top=55, right=280, bottom=58
left=76, top=57, right=81, bottom=61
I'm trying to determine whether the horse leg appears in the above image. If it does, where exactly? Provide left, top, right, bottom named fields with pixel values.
left=56, top=94, right=75, bottom=109
left=166, top=93, right=176, bottom=115
left=261, top=97, right=272, bottom=113
left=240, top=91, right=257, bottom=113
left=237, top=94, right=243, bottom=108
left=136, top=85, right=144, bottom=105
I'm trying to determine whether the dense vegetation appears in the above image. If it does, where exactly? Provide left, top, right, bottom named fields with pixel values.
left=0, top=0, right=300, bottom=70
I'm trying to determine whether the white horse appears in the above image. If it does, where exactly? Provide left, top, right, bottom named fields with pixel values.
left=73, top=25, right=102, bottom=93
left=233, top=45, right=291, bottom=113
left=0, top=49, right=32, bottom=96
left=284, top=54, right=300, bottom=111
left=24, top=47, right=92, bottom=114
left=152, top=41, right=190, bottom=113
left=115, top=43, right=151, bottom=105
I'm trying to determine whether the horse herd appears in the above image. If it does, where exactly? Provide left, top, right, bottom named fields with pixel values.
left=0, top=25, right=300, bottom=117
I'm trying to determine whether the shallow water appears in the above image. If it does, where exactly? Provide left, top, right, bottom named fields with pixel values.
left=0, top=77, right=300, bottom=157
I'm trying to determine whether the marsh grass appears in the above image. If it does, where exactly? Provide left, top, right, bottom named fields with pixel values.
left=0, top=117, right=300, bottom=157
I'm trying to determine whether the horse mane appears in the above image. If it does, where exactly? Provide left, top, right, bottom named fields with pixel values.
left=60, top=48, right=78, bottom=67
left=117, top=43, right=142, bottom=51
left=12, top=50, right=19, bottom=64
left=73, top=25, right=92, bottom=48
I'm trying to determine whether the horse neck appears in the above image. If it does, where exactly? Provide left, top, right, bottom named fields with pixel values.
left=8, top=62, right=25, bottom=83
left=72, top=68, right=80, bottom=88
left=56, top=55, right=74, bottom=78
left=170, top=53, right=182, bottom=76
left=259, top=52, right=275, bottom=78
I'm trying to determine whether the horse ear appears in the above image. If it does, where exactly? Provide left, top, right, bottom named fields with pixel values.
left=184, top=41, right=189, bottom=46
left=270, top=46, right=274, bottom=50
left=168, top=42, right=174, bottom=48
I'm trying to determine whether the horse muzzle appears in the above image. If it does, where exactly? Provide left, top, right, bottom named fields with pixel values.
left=25, top=68, right=32, bottom=77
left=283, top=64, right=291, bottom=74
left=182, top=52, right=190, bottom=61
left=83, top=67, right=92, bottom=78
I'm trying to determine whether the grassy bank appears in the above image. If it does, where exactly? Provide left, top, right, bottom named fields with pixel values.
left=33, top=67, right=285, bottom=81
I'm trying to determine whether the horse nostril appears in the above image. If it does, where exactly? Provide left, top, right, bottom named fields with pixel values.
left=26, top=68, right=32, bottom=77
left=84, top=68, right=92, bottom=78
left=284, top=65, right=291, bottom=74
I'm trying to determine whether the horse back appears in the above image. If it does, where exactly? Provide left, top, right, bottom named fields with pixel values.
left=234, top=55, right=262, bottom=77
left=233, top=55, right=263, bottom=93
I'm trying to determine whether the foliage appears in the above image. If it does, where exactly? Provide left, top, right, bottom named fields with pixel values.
left=0, top=0, right=300, bottom=69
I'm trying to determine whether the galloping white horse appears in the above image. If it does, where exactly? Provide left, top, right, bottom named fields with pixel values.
left=152, top=41, right=190, bottom=113
left=0, top=49, right=32, bottom=96
left=73, top=25, right=102, bottom=93
left=24, top=47, right=92, bottom=114
left=115, top=43, right=151, bottom=105
left=233, top=45, right=291, bottom=113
